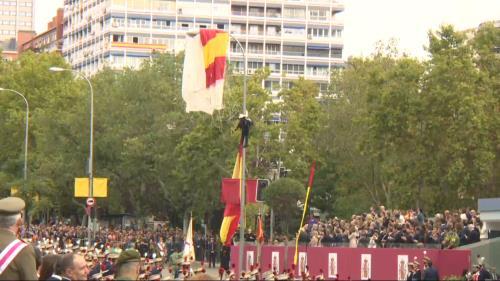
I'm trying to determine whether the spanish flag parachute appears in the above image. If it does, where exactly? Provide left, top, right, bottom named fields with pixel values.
left=182, top=29, right=229, bottom=115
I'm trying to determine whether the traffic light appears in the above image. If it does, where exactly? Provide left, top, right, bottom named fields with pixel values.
left=256, top=179, right=270, bottom=202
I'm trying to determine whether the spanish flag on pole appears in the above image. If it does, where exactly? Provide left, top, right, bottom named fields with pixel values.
left=219, top=145, right=243, bottom=245
left=182, top=29, right=229, bottom=115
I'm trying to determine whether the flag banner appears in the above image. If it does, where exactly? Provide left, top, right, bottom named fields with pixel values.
left=294, top=161, right=316, bottom=266
left=220, top=144, right=244, bottom=245
left=257, top=215, right=264, bottom=243
left=220, top=204, right=240, bottom=246
left=183, top=216, right=196, bottom=261
left=221, top=178, right=258, bottom=204
left=182, top=29, right=229, bottom=115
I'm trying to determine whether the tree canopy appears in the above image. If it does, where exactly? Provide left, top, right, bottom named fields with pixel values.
left=0, top=23, right=498, bottom=229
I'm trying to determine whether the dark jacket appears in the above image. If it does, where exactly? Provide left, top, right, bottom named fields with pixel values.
left=422, top=266, right=439, bottom=281
left=478, top=268, right=492, bottom=281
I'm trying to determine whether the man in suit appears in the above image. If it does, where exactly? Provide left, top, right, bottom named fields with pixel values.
left=0, top=197, right=38, bottom=280
left=478, top=264, right=492, bottom=281
left=412, top=261, right=422, bottom=281
left=207, top=237, right=217, bottom=268
left=422, top=257, right=439, bottom=281
left=50, top=253, right=89, bottom=281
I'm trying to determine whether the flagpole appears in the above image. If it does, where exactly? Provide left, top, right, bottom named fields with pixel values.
left=229, top=33, right=247, bottom=277
left=294, top=161, right=316, bottom=266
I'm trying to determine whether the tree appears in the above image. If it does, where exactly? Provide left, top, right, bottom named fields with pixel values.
left=263, top=178, right=305, bottom=235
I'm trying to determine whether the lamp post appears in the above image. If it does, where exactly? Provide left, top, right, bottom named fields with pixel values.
left=0, top=87, right=29, bottom=191
left=229, top=34, right=248, bottom=277
left=49, top=67, right=94, bottom=245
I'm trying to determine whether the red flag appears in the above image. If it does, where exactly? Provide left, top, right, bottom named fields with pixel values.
left=257, top=215, right=264, bottom=243
left=308, top=161, right=316, bottom=188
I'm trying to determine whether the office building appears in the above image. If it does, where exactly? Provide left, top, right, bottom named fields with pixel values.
left=62, top=0, right=344, bottom=96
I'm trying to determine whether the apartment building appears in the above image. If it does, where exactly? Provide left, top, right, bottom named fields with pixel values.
left=0, top=0, right=34, bottom=42
left=62, top=0, right=344, bottom=97
left=20, top=8, right=64, bottom=54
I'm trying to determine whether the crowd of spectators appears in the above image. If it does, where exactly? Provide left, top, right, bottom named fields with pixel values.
left=298, top=206, right=487, bottom=249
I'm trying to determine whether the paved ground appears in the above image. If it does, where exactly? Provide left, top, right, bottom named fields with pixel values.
left=161, top=261, right=222, bottom=279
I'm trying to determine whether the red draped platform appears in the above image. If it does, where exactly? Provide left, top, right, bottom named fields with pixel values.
left=230, top=245, right=470, bottom=280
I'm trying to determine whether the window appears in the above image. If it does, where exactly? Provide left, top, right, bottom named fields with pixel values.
left=265, top=63, right=280, bottom=74
left=248, top=61, right=263, bottom=70
left=307, top=65, right=328, bottom=77
left=216, top=23, right=225, bottom=30
left=153, top=19, right=170, bottom=29
left=248, top=7, right=263, bottom=17
left=283, top=26, right=305, bottom=36
left=112, top=34, right=124, bottom=42
left=307, top=48, right=329, bottom=57
left=230, top=42, right=241, bottom=53
left=309, top=9, right=327, bottom=21
left=284, top=8, right=305, bottom=19
left=231, top=5, right=246, bottom=16
left=264, top=80, right=280, bottom=91
left=282, top=45, right=305, bottom=56
left=266, top=8, right=281, bottom=18
left=308, top=28, right=329, bottom=38
left=331, top=48, right=342, bottom=58
left=266, top=25, right=280, bottom=36
left=249, top=25, right=262, bottom=35
left=248, top=43, right=263, bottom=54
left=283, top=64, right=304, bottom=75
left=266, top=44, right=280, bottom=55
left=230, top=24, right=243, bottom=34
left=318, top=83, right=328, bottom=93
left=133, top=36, right=138, bottom=43
left=332, top=29, right=343, bottom=37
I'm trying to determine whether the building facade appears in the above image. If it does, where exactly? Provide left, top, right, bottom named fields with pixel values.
left=62, top=0, right=344, bottom=96
left=20, top=8, right=64, bottom=54
left=0, top=0, right=35, bottom=43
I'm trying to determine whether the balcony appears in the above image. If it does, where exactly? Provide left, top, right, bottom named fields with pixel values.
left=266, top=12, right=281, bottom=18
left=231, top=10, right=246, bottom=16
left=282, top=50, right=305, bottom=57
left=265, top=51, right=281, bottom=57
left=308, top=15, right=328, bottom=21
left=248, top=11, right=265, bottom=17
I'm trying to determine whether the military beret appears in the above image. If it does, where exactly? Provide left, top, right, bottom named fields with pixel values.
left=0, top=197, right=25, bottom=214
left=116, top=249, right=141, bottom=266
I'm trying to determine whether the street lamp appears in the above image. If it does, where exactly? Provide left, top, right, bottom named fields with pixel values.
left=0, top=87, right=29, bottom=191
left=49, top=66, right=94, bottom=244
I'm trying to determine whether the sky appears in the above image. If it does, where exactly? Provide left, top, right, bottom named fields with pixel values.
left=35, top=0, right=500, bottom=60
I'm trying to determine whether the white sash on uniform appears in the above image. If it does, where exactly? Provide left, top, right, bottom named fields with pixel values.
left=0, top=239, right=28, bottom=275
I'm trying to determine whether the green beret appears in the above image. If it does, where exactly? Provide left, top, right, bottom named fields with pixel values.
left=116, top=249, right=141, bottom=266
left=0, top=197, right=25, bottom=215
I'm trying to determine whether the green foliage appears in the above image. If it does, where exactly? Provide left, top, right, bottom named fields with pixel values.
left=263, top=178, right=305, bottom=235
left=0, top=23, right=498, bottom=228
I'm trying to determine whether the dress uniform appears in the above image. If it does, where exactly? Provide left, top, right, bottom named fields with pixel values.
left=0, top=197, right=38, bottom=280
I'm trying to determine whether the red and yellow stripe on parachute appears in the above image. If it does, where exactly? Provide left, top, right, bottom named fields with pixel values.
left=200, top=29, right=229, bottom=88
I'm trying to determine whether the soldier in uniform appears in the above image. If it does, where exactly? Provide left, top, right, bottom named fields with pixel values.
left=0, top=197, right=38, bottom=280
left=115, top=249, right=142, bottom=281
